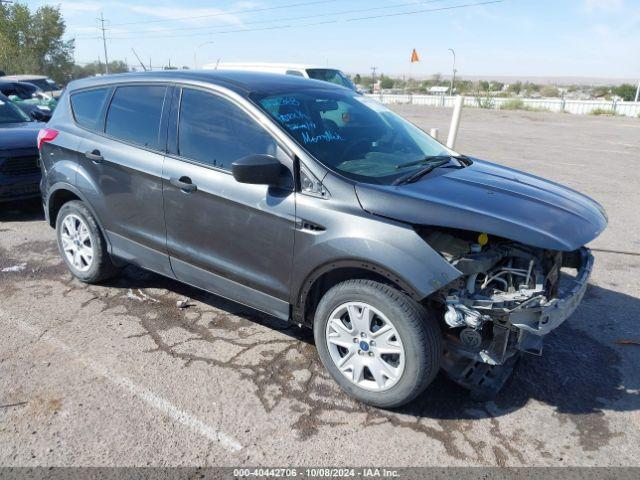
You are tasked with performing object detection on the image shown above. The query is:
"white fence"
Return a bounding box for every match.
[366,94,640,118]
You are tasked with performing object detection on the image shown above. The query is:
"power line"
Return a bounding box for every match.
[77,0,448,38]
[346,0,501,22]
[78,0,503,41]
[109,0,343,27]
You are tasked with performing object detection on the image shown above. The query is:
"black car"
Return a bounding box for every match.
[0,80,54,122]
[0,93,45,202]
[39,71,605,407]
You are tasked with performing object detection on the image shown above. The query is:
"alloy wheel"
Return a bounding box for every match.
[325,301,405,391]
[60,214,94,272]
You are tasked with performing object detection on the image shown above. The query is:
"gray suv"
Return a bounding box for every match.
[39,71,607,407]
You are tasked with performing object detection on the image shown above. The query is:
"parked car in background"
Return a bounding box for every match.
[0,80,56,121]
[2,74,63,99]
[205,62,358,91]
[39,71,605,407]
[0,93,44,201]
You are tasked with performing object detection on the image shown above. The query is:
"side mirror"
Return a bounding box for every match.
[231,154,283,186]
[30,109,48,122]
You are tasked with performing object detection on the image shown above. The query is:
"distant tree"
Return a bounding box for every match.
[524,81,540,92]
[507,81,523,94]
[478,80,490,92]
[455,79,473,94]
[360,75,373,89]
[613,83,637,101]
[0,3,75,84]
[379,75,394,89]
[592,86,610,98]
[540,85,560,97]
[431,73,442,84]
[353,73,362,84]
[72,60,129,79]
[393,77,407,89]
[490,81,504,92]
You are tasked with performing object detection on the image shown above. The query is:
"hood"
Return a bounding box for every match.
[355,159,607,251]
[0,122,43,150]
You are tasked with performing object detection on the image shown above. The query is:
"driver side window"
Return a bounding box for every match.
[178,88,277,171]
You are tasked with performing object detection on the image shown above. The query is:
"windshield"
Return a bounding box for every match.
[0,83,36,100]
[29,78,58,91]
[253,90,454,184]
[0,96,31,124]
[306,69,356,91]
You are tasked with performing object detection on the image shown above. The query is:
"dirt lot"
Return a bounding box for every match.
[1,107,639,467]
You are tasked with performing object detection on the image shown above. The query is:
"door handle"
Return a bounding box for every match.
[84,150,103,163]
[170,176,197,193]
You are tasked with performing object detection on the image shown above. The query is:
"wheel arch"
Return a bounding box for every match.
[293,259,423,327]
[46,183,112,252]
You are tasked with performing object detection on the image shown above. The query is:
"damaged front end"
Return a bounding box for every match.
[421,228,594,399]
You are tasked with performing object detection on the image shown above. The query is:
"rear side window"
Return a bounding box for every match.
[105,85,167,149]
[70,88,111,131]
[177,88,276,170]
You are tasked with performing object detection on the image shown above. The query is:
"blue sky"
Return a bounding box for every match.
[26,0,640,79]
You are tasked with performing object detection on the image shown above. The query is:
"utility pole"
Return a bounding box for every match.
[131,48,147,71]
[448,48,457,95]
[371,66,377,93]
[635,80,640,103]
[98,12,109,75]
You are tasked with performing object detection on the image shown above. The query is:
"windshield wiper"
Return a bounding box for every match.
[392,156,456,186]
[394,155,452,170]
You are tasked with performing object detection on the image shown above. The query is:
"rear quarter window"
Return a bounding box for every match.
[70,88,111,131]
[105,85,167,150]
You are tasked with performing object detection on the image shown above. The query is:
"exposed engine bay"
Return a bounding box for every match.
[420,228,593,399]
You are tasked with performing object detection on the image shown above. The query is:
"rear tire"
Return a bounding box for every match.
[55,200,118,284]
[313,279,441,408]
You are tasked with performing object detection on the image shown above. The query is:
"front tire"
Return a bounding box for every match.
[55,200,117,284]
[313,280,441,408]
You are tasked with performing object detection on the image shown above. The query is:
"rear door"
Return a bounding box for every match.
[162,86,296,318]
[73,83,173,276]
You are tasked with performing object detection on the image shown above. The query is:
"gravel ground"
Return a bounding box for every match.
[0,107,639,467]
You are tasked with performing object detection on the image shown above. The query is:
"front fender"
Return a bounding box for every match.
[291,192,462,309]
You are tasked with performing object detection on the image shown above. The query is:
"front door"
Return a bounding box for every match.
[162,87,296,319]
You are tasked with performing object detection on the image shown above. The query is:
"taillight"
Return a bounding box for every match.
[37,128,59,150]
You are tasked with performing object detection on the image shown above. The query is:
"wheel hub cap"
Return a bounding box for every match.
[60,214,94,272]
[325,301,405,392]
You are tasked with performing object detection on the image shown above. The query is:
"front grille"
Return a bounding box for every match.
[0,155,40,176]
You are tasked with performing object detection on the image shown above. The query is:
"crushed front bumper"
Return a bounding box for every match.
[493,247,593,358]
[510,247,593,336]
[442,247,594,398]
